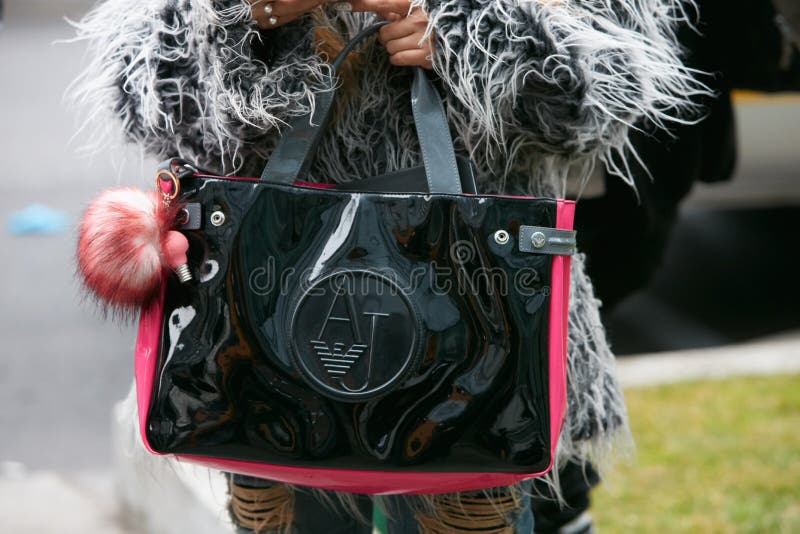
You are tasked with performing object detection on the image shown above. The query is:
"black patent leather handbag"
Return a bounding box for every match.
[135,23,577,494]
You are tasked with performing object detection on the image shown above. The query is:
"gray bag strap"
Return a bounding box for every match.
[260,21,462,194]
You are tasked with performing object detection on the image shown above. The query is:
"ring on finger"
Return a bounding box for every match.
[331,1,352,11]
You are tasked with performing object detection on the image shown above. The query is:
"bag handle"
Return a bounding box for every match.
[260,21,463,194]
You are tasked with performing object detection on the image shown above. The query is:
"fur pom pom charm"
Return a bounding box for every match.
[77,187,188,315]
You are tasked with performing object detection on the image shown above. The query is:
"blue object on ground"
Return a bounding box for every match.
[7,204,69,235]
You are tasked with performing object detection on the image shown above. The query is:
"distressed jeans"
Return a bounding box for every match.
[229,474,534,533]
[382,484,534,533]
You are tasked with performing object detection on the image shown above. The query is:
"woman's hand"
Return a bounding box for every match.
[249,0,435,69]
[375,8,434,70]
[248,0,326,28]
[346,0,434,69]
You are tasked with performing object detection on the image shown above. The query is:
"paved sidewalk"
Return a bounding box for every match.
[615,331,800,387]
[3,0,93,20]
[0,463,133,533]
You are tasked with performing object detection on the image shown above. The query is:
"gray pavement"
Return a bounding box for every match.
[616,331,800,388]
[0,5,155,472]
[0,463,131,533]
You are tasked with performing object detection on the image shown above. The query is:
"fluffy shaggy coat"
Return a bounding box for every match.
[72,0,707,487]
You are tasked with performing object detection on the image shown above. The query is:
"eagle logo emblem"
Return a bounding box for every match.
[310,341,368,378]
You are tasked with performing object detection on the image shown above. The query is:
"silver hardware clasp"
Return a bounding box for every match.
[518,226,577,255]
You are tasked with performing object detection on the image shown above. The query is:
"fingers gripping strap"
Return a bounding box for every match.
[260,22,462,194]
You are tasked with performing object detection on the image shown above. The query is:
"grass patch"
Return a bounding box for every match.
[592,374,800,533]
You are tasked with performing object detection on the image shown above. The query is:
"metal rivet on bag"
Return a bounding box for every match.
[175,208,190,226]
[493,230,510,245]
[530,231,547,249]
[210,210,226,226]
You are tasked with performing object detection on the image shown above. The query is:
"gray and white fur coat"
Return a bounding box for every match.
[73,0,706,477]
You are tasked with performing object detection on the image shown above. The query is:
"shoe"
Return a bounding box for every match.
[558,511,594,534]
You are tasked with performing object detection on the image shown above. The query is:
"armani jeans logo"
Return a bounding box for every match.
[289,270,421,401]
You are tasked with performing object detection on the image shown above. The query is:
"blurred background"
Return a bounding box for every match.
[0,0,798,532]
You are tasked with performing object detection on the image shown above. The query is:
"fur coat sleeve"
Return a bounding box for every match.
[420,0,705,182]
[72,0,333,173]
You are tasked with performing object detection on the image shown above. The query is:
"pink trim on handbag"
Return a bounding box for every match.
[548,199,574,459]
[134,281,165,455]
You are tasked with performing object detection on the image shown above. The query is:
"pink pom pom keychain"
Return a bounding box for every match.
[77,167,192,315]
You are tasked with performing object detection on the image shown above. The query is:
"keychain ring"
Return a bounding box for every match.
[155,169,180,201]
